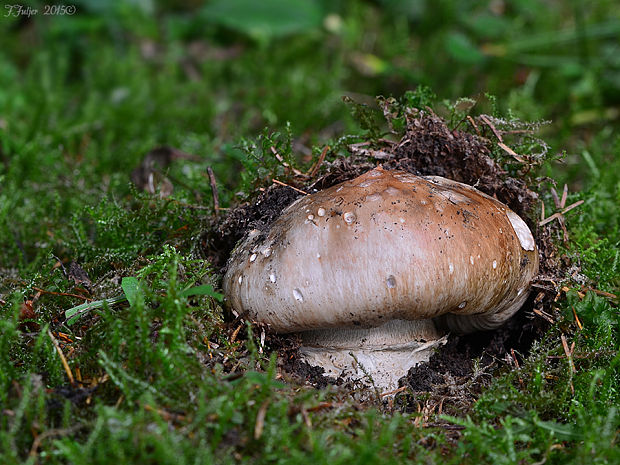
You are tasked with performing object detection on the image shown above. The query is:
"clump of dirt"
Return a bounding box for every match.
[309,109,538,222]
[402,295,546,402]
[203,185,303,269]
[280,355,333,389]
[205,103,566,406]
[384,114,539,216]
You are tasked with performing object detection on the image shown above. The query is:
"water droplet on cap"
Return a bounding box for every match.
[293,288,304,302]
[386,275,396,289]
[343,212,356,224]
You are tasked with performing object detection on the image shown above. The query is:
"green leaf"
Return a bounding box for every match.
[533,419,582,441]
[180,284,224,302]
[202,0,324,41]
[464,13,510,40]
[121,277,141,307]
[65,295,127,325]
[445,32,485,64]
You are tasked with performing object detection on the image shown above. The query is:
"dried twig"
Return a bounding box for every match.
[466,115,480,135]
[582,287,617,300]
[497,142,527,163]
[206,167,220,218]
[561,286,585,300]
[539,200,584,226]
[572,306,583,330]
[380,386,408,397]
[270,146,306,177]
[479,114,504,142]
[47,329,75,385]
[272,179,308,195]
[539,183,584,242]
[33,287,92,301]
[230,324,243,343]
[308,145,329,178]
[254,400,270,439]
[550,186,561,208]
[533,308,555,323]
[560,184,568,209]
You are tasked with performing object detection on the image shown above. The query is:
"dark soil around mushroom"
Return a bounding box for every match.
[400,302,546,409]
[204,106,566,411]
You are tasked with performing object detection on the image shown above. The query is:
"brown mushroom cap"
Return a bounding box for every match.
[223,167,539,335]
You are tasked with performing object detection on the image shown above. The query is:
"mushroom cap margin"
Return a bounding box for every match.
[223,167,539,334]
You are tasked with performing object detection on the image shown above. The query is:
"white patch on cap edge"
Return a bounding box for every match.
[506,210,535,251]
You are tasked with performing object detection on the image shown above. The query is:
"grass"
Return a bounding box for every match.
[1,0,619,463]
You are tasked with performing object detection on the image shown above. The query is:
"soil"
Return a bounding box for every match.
[206,106,566,410]
[203,185,303,269]
[402,297,546,396]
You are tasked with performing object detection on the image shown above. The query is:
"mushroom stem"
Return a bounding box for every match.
[299,319,447,389]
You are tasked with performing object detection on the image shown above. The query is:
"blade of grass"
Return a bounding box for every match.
[179,284,223,301]
[64,295,127,325]
[504,20,620,53]
[121,277,141,307]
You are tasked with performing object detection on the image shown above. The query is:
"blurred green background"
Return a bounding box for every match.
[2,0,619,168]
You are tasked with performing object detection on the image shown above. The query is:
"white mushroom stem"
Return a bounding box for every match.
[300,319,447,388]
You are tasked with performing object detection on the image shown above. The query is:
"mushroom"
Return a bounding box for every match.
[223,167,539,388]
